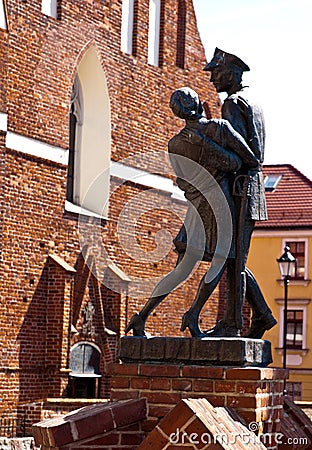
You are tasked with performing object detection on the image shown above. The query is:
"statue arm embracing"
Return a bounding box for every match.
[178,126,242,173]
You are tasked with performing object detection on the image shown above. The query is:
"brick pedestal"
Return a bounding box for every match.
[109,363,288,446]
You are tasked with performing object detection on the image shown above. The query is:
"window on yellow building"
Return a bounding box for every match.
[277,300,309,355]
[286,309,303,349]
[286,382,302,401]
[286,240,306,279]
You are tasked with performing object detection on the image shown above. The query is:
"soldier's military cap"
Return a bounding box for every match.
[204,47,250,72]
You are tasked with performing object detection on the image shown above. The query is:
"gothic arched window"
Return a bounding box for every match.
[66,47,111,217]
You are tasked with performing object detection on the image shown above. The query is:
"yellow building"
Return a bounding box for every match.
[247,164,312,401]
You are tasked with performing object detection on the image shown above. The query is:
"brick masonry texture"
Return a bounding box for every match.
[137,398,267,450]
[29,366,312,450]
[0,0,253,418]
[0,0,220,415]
[109,363,287,444]
[32,398,148,449]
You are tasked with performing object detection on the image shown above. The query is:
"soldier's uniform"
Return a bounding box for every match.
[203,48,276,337]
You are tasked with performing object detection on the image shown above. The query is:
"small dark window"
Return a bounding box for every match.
[264,174,282,191]
[69,343,101,398]
[66,103,77,202]
[132,0,139,56]
[66,75,83,204]
[176,0,186,68]
[286,381,302,401]
[69,376,100,398]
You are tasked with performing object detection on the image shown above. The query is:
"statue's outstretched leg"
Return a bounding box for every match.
[125,252,198,336]
[181,264,225,337]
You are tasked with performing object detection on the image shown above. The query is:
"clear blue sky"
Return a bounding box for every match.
[193,0,312,181]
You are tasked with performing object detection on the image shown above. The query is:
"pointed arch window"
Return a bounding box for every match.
[65,47,111,218]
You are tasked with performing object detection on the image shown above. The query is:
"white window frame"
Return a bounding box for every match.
[277,301,308,351]
[42,0,57,19]
[148,0,161,66]
[0,0,8,30]
[264,174,282,191]
[282,238,309,281]
[120,0,134,55]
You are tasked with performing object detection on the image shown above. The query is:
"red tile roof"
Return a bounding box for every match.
[256,164,312,229]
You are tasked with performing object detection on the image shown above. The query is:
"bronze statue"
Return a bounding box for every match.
[125,50,277,340]
[125,87,259,337]
[199,48,276,338]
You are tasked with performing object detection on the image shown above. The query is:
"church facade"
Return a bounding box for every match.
[0,0,224,418]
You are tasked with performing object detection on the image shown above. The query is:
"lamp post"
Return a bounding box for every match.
[276,245,296,395]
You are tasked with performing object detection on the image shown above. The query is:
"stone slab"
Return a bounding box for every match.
[119,337,272,367]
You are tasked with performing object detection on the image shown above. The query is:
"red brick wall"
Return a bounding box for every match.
[1,150,79,410]
[0,0,223,415]
[31,398,148,450]
[18,398,112,437]
[110,363,287,448]
[4,0,220,149]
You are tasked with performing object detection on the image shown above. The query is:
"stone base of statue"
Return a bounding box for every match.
[119,336,272,367]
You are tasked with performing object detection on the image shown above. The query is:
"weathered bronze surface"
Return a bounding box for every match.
[119,336,273,367]
[202,48,276,339]
[125,49,276,343]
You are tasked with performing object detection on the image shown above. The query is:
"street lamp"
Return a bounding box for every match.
[276,245,296,395]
